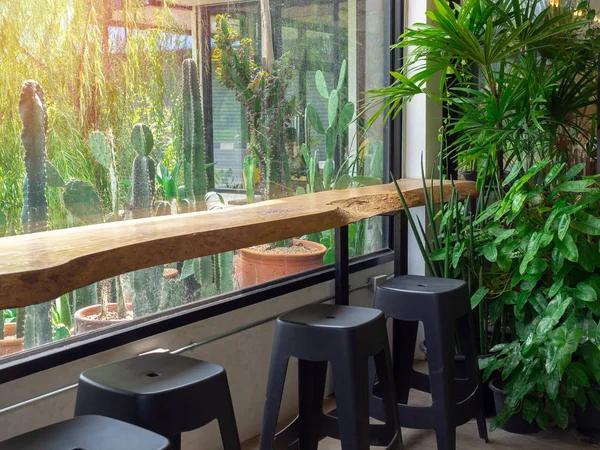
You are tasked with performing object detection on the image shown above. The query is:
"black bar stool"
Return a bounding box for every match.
[369,275,488,450]
[74,353,240,450]
[259,303,402,450]
[0,415,170,450]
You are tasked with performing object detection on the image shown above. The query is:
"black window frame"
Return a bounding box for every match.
[0,0,405,385]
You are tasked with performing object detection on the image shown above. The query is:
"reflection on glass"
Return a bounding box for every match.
[0,0,387,356]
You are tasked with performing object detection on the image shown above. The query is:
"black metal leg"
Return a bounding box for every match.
[335,226,349,306]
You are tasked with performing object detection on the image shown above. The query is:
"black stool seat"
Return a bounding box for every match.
[75,353,240,450]
[0,415,170,450]
[370,275,487,450]
[260,303,401,450]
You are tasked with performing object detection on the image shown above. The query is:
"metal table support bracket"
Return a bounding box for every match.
[334,226,350,305]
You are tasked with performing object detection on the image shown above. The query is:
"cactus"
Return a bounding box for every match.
[213,15,294,202]
[182,59,207,209]
[129,123,162,317]
[89,131,120,219]
[63,179,104,226]
[243,155,255,204]
[19,80,53,348]
[307,60,355,190]
[131,124,156,219]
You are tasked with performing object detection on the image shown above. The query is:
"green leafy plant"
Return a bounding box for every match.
[368,0,598,179]
[477,161,600,430]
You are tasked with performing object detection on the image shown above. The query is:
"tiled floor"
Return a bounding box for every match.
[243,362,596,449]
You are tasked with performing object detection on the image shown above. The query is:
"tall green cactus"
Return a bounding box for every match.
[131,124,156,220]
[129,124,162,317]
[307,60,355,190]
[182,59,207,209]
[89,131,120,220]
[19,80,53,348]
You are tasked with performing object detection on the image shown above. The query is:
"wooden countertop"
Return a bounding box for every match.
[0,179,476,309]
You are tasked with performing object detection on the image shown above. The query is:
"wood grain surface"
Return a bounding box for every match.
[0,179,476,309]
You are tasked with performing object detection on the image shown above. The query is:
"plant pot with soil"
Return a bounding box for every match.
[0,323,24,357]
[74,302,133,335]
[489,378,540,434]
[237,239,327,288]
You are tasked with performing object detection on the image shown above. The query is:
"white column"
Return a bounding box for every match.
[403,0,443,359]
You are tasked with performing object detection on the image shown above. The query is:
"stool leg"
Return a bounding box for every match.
[298,360,327,450]
[457,313,488,443]
[215,375,242,450]
[426,320,457,450]
[374,345,403,449]
[259,349,290,450]
[332,356,370,450]
[392,319,419,404]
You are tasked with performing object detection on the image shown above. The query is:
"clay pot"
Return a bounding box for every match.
[0,323,24,357]
[237,239,327,288]
[74,303,132,335]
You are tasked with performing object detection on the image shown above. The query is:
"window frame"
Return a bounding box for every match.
[0,0,406,385]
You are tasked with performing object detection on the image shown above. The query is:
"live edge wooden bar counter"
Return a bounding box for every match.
[0,179,476,310]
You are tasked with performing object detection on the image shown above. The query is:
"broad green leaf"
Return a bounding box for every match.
[575,385,587,407]
[522,398,539,423]
[566,377,579,398]
[503,163,523,187]
[575,281,597,302]
[338,102,355,133]
[588,387,600,412]
[545,370,560,400]
[482,242,497,262]
[328,89,339,126]
[557,214,570,241]
[315,70,329,99]
[548,278,564,298]
[561,163,586,182]
[548,398,569,429]
[527,259,547,276]
[520,232,540,275]
[306,103,325,135]
[502,350,522,381]
[578,241,596,273]
[544,163,566,185]
[572,212,600,236]
[470,286,489,309]
[451,241,465,269]
[553,179,594,193]
[536,295,572,335]
[535,406,549,429]
[552,247,565,273]
[566,362,590,387]
[521,275,541,293]
[554,233,578,262]
[512,193,527,214]
[490,405,513,432]
[583,342,600,385]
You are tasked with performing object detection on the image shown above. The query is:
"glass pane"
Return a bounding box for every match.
[0,0,388,357]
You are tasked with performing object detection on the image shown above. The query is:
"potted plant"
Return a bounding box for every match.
[213,14,326,287]
[478,161,600,433]
[0,309,24,357]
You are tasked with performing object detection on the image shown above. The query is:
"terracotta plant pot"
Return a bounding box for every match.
[0,323,24,357]
[74,303,132,335]
[237,239,327,288]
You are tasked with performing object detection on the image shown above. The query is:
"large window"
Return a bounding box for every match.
[0,0,389,362]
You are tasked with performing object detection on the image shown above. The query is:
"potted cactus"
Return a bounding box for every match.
[212,14,326,287]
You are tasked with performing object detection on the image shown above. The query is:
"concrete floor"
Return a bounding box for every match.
[243,361,597,450]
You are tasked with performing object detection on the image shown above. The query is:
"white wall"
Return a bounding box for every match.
[0,263,392,449]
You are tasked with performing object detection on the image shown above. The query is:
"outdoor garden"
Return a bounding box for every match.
[0,1,385,356]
